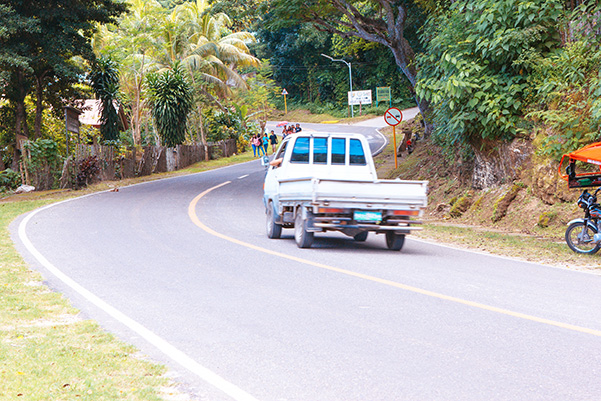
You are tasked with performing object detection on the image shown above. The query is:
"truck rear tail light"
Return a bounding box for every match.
[390,210,420,216]
[318,207,347,214]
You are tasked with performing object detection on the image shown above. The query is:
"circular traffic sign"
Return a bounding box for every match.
[384,107,403,126]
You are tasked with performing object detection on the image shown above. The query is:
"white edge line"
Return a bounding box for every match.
[15,172,262,401]
[372,127,388,157]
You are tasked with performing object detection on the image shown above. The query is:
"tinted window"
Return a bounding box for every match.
[290,137,310,163]
[331,138,346,165]
[349,139,366,165]
[313,137,328,164]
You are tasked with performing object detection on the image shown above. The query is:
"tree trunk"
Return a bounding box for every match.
[34,71,49,139]
[33,77,44,139]
[12,70,30,170]
[389,39,434,135]
[198,107,209,161]
[309,1,434,135]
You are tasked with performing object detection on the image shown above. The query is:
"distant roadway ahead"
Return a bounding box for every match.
[13,121,601,401]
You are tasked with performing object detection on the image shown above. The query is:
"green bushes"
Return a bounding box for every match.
[0,168,20,191]
[23,139,63,191]
[416,0,563,148]
[526,39,601,159]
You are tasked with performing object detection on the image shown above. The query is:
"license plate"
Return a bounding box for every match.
[354,210,382,222]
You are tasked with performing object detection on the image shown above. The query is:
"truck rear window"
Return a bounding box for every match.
[290,137,310,163]
[332,138,346,165]
[313,138,328,164]
[349,139,366,165]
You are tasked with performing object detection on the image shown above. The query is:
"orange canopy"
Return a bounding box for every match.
[559,142,601,187]
[563,142,601,165]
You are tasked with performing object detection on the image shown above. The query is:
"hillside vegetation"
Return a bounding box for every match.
[375,118,601,270]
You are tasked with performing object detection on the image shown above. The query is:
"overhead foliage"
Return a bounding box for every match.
[0,0,126,146]
[525,3,601,159]
[145,64,194,147]
[416,0,563,148]
[261,0,432,128]
[94,0,259,146]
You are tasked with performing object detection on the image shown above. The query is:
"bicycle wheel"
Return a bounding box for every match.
[565,221,601,254]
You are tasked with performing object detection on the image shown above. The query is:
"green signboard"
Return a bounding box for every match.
[376,87,391,107]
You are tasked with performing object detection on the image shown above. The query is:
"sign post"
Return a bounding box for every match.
[376,87,391,108]
[282,89,288,115]
[63,106,82,156]
[63,106,82,189]
[384,107,403,168]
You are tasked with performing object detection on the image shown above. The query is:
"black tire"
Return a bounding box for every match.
[266,202,282,239]
[565,221,601,254]
[294,210,314,248]
[385,232,405,251]
[354,231,368,242]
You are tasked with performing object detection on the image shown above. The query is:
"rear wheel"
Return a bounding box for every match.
[294,210,314,248]
[565,221,600,254]
[354,231,368,242]
[266,202,282,239]
[385,232,405,251]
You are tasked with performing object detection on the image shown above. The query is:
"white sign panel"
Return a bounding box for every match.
[348,90,372,106]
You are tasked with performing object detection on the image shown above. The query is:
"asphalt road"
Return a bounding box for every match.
[11,125,601,401]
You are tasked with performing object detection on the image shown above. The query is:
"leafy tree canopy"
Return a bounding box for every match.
[416,0,563,148]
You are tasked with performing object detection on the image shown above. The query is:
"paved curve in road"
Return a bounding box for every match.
[11,124,601,401]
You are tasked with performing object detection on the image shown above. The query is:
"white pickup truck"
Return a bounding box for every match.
[263,132,428,250]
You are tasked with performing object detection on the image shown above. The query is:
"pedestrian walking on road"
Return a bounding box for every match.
[251,134,259,157]
[252,134,264,157]
[262,133,269,155]
[269,130,278,153]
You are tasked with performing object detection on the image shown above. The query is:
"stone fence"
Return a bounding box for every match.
[68,139,238,185]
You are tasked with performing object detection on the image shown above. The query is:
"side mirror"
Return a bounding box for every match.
[261,155,270,167]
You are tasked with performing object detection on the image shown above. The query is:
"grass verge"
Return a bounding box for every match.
[0,151,258,400]
[414,223,601,271]
[0,199,172,400]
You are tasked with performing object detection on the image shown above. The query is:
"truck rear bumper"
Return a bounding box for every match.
[311,222,422,233]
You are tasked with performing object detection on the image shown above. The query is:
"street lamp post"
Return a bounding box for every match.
[321,53,354,118]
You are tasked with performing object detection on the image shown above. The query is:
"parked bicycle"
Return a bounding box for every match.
[565,187,601,254]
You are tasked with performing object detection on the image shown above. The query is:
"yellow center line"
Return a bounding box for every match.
[189,181,601,338]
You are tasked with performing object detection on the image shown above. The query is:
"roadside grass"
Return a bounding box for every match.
[0,200,172,400]
[0,150,260,400]
[414,223,601,271]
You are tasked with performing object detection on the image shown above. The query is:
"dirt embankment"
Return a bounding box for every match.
[375,118,584,244]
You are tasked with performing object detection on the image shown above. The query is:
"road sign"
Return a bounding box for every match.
[282,89,288,95]
[376,87,391,107]
[348,90,372,106]
[384,107,403,126]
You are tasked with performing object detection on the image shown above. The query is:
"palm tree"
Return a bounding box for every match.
[94,0,165,146]
[160,0,260,153]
